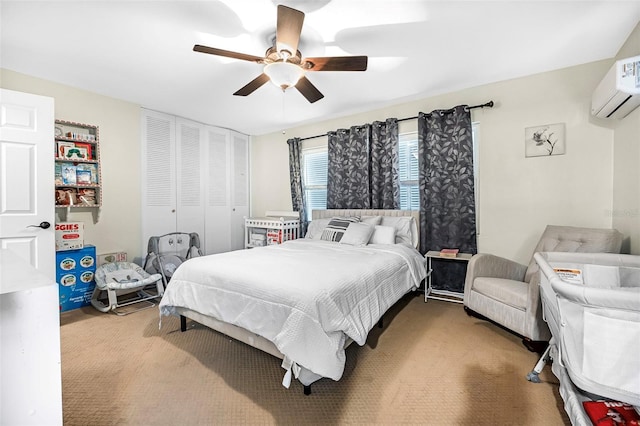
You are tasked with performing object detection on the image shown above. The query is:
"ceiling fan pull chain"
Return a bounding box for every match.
[282,90,286,125]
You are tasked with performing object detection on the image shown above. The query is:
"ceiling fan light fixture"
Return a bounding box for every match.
[264,61,304,90]
[193,5,366,102]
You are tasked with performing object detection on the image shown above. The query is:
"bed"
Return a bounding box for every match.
[159,209,426,393]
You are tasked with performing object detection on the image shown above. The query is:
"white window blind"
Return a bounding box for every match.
[398,133,419,211]
[302,149,328,221]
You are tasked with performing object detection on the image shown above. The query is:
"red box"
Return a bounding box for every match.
[267,229,282,245]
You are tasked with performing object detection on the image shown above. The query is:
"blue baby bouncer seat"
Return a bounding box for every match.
[91,262,164,315]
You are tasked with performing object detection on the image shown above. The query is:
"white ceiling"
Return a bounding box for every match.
[2,1,639,135]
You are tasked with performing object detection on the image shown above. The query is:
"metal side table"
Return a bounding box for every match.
[424,250,473,303]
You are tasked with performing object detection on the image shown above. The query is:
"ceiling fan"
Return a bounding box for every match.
[193,4,368,103]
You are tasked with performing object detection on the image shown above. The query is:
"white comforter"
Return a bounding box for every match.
[159,239,426,382]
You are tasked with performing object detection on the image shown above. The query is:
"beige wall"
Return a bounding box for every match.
[251,59,626,265]
[611,22,640,254]
[1,69,142,261]
[3,36,638,265]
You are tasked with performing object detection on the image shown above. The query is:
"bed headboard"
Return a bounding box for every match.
[311,209,420,249]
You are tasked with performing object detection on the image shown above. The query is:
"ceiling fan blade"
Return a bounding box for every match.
[233,73,270,96]
[194,45,264,63]
[276,5,304,55]
[295,76,324,103]
[303,56,368,71]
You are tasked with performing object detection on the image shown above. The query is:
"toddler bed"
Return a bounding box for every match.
[532,252,640,423]
[159,209,426,393]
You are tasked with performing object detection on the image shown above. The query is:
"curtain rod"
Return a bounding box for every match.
[297,100,494,141]
[397,100,494,122]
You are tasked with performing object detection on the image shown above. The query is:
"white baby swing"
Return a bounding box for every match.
[91,262,164,315]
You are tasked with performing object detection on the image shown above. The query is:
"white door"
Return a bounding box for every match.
[230,131,249,251]
[0,88,55,275]
[176,118,205,240]
[203,128,249,253]
[141,109,176,253]
[141,110,250,256]
[0,88,62,425]
[205,127,231,254]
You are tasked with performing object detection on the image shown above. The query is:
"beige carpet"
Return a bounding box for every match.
[60,293,570,425]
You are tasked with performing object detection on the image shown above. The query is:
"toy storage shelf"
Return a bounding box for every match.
[54,120,102,223]
[244,216,300,249]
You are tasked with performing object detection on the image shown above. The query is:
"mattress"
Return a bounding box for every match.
[159,238,427,384]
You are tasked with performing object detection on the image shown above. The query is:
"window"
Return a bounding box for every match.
[398,124,479,212]
[301,148,327,222]
[398,133,419,211]
[301,139,418,217]
[300,124,479,218]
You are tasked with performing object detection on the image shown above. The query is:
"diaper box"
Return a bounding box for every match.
[56,245,96,312]
[55,222,84,251]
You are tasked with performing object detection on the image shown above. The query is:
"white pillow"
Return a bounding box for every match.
[361,216,383,226]
[305,218,331,239]
[369,225,396,245]
[340,222,375,246]
[380,216,417,247]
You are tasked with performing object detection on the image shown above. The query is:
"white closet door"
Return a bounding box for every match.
[141,110,250,257]
[141,110,176,251]
[230,131,249,251]
[176,118,205,246]
[204,127,231,254]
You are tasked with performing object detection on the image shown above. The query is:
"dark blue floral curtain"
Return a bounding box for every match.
[326,119,399,209]
[418,106,477,292]
[287,137,308,234]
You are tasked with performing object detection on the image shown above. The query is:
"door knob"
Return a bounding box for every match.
[28,221,51,229]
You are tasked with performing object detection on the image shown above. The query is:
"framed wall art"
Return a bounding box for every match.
[525,123,565,157]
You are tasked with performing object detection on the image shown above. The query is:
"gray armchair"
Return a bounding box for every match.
[463,225,623,350]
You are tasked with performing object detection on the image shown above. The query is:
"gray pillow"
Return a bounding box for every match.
[361,215,383,226]
[320,216,361,242]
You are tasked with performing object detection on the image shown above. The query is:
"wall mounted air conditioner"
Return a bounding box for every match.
[591,55,640,119]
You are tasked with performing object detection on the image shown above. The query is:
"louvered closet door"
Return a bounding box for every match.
[230,131,249,251]
[142,110,249,257]
[141,110,176,251]
[176,118,205,245]
[205,127,231,254]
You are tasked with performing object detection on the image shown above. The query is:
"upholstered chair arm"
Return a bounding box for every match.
[463,254,528,302]
[523,271,551,341]
[466,253,528,281]
[526,273,542,313]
